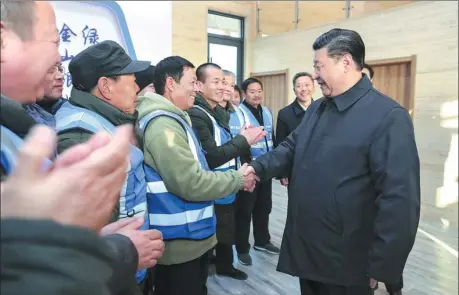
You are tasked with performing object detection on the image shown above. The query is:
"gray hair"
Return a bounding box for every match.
[1,0,36,41]
[223,70,236,78]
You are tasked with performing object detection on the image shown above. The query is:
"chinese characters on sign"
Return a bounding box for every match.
[58,23,100,97]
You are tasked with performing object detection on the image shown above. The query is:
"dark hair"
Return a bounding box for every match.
[312,28,365,70]
[241,77,263,93]
[363,63,374,79]
[196,62,221,83]
[135,65,156,92]
[234,84,243,98]
[292,72,314,87]
[153,56,195,95]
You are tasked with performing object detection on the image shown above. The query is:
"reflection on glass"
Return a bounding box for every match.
[207,13,242,38]
[209,43,238,82]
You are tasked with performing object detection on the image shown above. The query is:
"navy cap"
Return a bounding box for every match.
[69,40,150,91]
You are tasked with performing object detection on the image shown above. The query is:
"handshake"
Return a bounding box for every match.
[238,163,259,192]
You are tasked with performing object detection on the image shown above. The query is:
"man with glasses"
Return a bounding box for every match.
[24,62,65,128]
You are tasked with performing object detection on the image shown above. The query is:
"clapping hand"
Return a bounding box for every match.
[238,163,259,192]
[1,124,132,232]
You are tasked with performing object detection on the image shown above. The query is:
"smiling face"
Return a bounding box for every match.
[169,66,199,111]
[313,47,347,97]
[223,74,235,102]
[1,1,60,103]
[294,75,315,103]
[42,63,64,100]
[200,67,225,105]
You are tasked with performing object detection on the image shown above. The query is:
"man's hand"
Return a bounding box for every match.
[1,124,132,232]
[240,126,267,145]
[280,178,289,186]
[238,163,259,192]
[118,227,165,270]
[99,216,144,236]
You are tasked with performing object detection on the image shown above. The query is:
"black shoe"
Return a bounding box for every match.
[253,242,280,255]
[237,253,252,266]
[216,267,248,280]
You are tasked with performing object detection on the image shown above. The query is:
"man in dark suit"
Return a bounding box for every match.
[275,72,315,186]
[246,28,420,295]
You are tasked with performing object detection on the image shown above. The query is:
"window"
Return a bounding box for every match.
[207,11,244,86]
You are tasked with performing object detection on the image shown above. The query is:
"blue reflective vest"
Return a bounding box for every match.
[238,104,274,160]
[139,110,216,240]
[229,105,249,169]
[193,105,236,205]
[1,125,52,175]
[54,102,148,283]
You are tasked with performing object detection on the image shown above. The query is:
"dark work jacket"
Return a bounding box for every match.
[275,98,309,147]
[187,96,251,243]
[251,75,420,286]
[1,219,116,295]
[187,94,251,169]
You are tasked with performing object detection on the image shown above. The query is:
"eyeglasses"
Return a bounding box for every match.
[49,64,64,74]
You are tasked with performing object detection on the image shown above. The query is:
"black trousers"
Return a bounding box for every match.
[154,254,209,295]
[235,180,272,254]
[214,203,236,272]
[300,279,376,295]
[215,243,234,272]
[384,275,403,293]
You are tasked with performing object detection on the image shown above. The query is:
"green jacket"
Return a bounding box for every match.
[56,88,139,222]
[136,92,245,265]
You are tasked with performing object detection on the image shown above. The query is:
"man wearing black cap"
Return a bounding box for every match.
[54,40,164,295]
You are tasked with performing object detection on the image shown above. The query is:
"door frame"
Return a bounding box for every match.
[208,36,244,86]
[207,10,245,86]
[367,55,417,118]
[250,69,290,106]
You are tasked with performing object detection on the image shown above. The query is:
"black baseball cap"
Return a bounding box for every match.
[69,40,150,91]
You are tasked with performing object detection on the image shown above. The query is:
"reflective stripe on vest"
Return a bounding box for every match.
[1,125,52,175]
[238,104,274,160]
[229,105,249,169]
[193,105,236,204]
[139,110,216,240]
[54,102,148,283]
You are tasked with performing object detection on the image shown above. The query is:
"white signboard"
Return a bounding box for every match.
[51,1,172,98]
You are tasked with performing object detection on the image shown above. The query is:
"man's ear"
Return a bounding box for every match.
[165,76,176,93]
[195,80,204,93]
[97,77,113,99]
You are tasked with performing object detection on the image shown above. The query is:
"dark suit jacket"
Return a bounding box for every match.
[275,99,308,147]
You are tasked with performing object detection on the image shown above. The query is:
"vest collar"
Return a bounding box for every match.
[69,88,137,126]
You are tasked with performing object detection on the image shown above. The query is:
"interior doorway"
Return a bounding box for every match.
[367,55,417,117]
[250,70,289,129]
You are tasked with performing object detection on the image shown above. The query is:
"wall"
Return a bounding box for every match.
[251,1,459,225]
[116,1,172,64]
[171,1,255,77]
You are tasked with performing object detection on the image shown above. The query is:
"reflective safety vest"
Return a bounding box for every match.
[193,105,236,205]
[54,102,148,283]
[1,125,52,175]
[238,104,274,160]
[229,105,249,137]
[229,105,249,169]
[139,110,216,240]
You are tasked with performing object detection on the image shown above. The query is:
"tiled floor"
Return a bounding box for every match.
[207,181,459,295]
